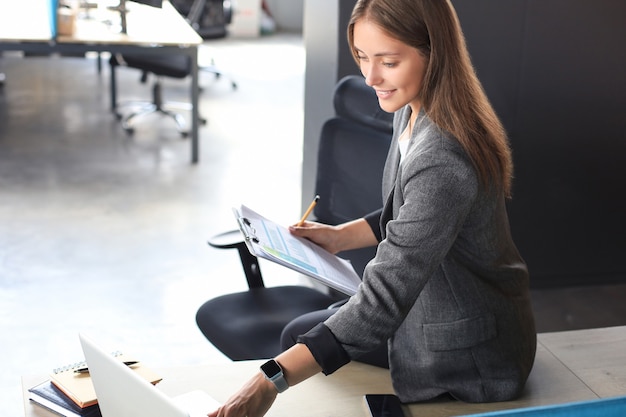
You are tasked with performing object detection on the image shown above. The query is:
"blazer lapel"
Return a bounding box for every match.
[380,150,401,240]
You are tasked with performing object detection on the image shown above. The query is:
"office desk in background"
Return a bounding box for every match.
[0,0,203,163]
[22,326,626,417]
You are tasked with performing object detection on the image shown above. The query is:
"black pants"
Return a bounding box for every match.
[280,307,390,369]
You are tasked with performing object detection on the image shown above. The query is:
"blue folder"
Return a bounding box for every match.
[49,0,58,38]
[461,396,626,417]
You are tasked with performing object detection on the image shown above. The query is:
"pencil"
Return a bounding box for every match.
[297,195,320,226]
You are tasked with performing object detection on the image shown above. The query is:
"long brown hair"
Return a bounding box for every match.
[348,0,513,196]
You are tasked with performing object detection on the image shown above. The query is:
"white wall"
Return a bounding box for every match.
[301,0,359,211]
[301,0,340,210]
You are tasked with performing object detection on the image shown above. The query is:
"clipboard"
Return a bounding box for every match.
[232,205,362,296]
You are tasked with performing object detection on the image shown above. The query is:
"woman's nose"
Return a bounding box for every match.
[363,66,381,87]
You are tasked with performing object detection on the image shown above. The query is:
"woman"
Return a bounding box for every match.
[210,0,536,415]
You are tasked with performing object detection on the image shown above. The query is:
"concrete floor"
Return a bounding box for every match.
[1,32,625,417]
[0,33,308,416]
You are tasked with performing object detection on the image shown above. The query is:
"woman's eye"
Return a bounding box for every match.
[383,62,397,68]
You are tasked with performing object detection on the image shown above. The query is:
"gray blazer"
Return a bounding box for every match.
[325,106,536,403]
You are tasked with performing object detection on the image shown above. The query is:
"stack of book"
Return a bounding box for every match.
[28,353,162,417]
[28,380,101,417]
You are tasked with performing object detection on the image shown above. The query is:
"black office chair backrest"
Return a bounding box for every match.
[172,0,232,39]
[314,75,393,277]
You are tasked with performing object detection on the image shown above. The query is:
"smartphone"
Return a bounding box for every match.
[364,394,406,417]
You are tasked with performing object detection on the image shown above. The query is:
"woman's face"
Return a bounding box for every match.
[353,19,428,114]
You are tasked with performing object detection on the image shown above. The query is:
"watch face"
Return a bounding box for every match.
[261,360,282,377]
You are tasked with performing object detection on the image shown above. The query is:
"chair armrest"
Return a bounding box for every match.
[328,298,349,309]
[208,229,266,289]
[207,229,246,249]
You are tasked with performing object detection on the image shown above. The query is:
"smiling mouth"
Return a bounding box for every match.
[375,89,395,98]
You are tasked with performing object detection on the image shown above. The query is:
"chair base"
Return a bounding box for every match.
[201,64,237,91]
[115,101,204,138]
[114,80,206,138]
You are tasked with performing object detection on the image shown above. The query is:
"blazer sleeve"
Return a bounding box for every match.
[297,323,351,375]
[296,208,383,375]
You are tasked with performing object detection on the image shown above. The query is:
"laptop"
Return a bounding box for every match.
[79,333,220,417]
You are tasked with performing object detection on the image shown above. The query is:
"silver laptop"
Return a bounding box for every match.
[79,333,220,417]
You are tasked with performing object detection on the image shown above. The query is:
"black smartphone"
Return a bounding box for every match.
[364,394,406,417]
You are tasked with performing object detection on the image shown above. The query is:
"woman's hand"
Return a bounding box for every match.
[290,218,378,254]
[208,344,323,417]
[208,373,277,417]
[289,221,343,253]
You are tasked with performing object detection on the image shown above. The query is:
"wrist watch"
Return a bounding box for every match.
[260,359,289,393]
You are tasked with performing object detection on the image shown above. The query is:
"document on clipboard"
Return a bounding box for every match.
[233,205,362,296]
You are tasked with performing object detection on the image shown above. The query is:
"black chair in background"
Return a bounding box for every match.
[172,0,232,39]
[195,75,393,360]
[109,53,205,137]
[171,0,237,87]
[109,0,236,137]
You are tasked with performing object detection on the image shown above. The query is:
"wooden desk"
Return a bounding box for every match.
[0,0,203,163]
[22,326,626,417]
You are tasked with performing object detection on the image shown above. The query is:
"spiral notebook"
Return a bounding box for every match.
[50,351,162,408]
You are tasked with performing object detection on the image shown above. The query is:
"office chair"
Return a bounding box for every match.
[313,75,394,277]
[180,0,232,39]
[195,75,393,360]
[109,53,206,137]
[108,1,237,137]
[171,0,237,87]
